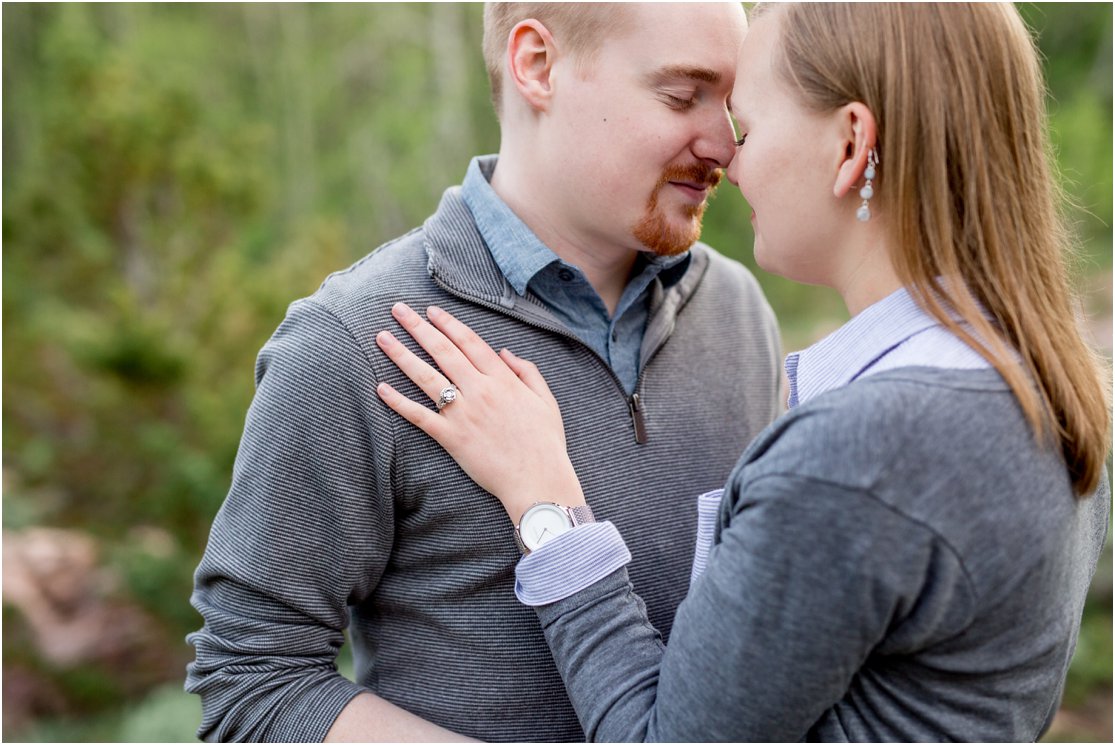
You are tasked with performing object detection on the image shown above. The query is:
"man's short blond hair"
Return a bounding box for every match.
[483,3,631,118]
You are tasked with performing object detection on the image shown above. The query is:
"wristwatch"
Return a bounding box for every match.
[514,502,596,554]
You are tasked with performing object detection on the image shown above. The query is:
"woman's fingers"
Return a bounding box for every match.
[390,302,478,385]
[376,382,451,444]
[376,329,456,405]
[500,348,560,410]
[426,305,509,376]
[381,303,555,423]
[376,315,578,516]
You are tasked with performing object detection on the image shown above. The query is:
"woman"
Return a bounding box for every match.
[375,3,1110,741]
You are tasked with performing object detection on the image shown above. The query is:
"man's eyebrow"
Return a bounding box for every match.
[649,65,722,86]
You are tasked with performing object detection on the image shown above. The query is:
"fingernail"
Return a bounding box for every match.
[427,306,443,319]
[392,302,415,319]
[376,330,395,346]
[377,382,393,396]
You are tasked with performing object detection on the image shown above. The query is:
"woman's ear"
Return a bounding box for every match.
[506,20,559,112]
[833,102,878,198]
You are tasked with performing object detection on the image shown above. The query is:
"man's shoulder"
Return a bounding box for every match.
[306,185,485,319]
[309,225,432,312]
[256,224,440,370]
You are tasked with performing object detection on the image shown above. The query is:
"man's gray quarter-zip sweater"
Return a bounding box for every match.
[186,186,782,742]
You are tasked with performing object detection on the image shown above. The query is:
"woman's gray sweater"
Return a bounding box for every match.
[536,367,1109,742]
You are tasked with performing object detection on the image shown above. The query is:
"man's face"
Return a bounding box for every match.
[543,3,745,258]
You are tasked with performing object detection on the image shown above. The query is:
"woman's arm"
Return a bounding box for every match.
[535,476,968,741]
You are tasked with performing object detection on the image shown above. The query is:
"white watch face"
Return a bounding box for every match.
[520,503,572,551]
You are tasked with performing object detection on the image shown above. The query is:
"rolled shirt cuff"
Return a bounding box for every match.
[515,521,632,606]
[690,488,725,586]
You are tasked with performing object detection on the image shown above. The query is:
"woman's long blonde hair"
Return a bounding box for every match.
[760,2,1110,495]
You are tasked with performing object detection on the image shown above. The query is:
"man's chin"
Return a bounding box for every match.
[632,213,703,257]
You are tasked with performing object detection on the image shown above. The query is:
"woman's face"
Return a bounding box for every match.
[725,12,850,288]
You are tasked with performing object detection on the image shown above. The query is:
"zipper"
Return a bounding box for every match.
[628,393,648,444]
[621,308,678,445]
[430,275,659,444]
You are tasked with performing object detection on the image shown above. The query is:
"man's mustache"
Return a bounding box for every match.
[659,163,723,190]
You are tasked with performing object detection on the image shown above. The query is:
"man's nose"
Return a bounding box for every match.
[692,109,738,168]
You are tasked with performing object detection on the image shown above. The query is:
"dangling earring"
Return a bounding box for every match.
[856,149,878,222]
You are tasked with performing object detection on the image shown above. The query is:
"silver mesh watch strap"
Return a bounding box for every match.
[567,504,596,526]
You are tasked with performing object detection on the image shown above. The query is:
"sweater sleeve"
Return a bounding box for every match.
[185,299,395,742]
[534,474,973,742]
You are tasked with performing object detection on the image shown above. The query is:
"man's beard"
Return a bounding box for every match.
[632,163,722,257]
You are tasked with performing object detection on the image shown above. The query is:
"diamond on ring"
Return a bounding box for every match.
[436,385,459,411]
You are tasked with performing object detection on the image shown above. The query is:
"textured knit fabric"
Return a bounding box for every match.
[533,367,1109,742]
[462,155,688,395]
[185,183,782,742]
[785,286,988,408]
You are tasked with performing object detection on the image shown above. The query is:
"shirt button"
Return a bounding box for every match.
[558,269,575,282]
[611,330,618,342]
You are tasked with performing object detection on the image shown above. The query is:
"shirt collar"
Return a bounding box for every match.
[460,155,688,296]
[784,287,943,408]
[460,155,565,296]
[640,249,690,289]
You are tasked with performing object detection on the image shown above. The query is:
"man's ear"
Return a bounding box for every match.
[832,102,878,198]
[506,19,558,112]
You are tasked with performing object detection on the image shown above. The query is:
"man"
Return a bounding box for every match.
[187,3,781,741]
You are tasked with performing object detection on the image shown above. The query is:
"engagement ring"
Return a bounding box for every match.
[436,385,459,411]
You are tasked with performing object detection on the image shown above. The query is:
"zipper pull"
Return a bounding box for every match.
[629,393,648,444]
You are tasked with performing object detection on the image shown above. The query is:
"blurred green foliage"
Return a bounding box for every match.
[2,3,1111,742]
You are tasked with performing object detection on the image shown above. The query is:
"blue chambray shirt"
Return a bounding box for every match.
[460,155,689,395]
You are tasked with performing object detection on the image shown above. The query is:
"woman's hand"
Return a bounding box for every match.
[375,302,585,523]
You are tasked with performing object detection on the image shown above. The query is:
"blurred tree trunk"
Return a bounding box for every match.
[429,3,477,194]
[278,3,316,220]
